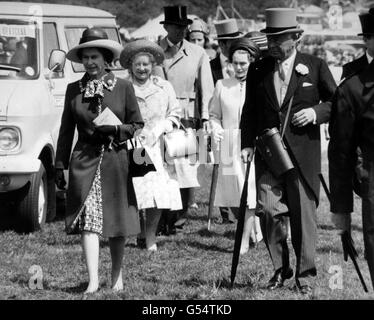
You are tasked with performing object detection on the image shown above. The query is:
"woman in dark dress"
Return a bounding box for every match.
[55,28,143,293]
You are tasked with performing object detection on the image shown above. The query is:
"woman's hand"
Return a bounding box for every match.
[138,127,157,147]
[212,126,224,144]
[94,125,117,136]
[163,120,174,134]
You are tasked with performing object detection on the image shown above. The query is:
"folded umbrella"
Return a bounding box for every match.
[230,161,251,287]
[318,173,369,292]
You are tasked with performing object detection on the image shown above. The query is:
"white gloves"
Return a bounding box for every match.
[241,147,254,163]
[163,119,174,134]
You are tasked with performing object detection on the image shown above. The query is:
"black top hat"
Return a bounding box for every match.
[160,6,193,26]
[358,12,374,36]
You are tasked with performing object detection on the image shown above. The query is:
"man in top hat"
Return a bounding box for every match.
[341,10,374,80]
[210,19,243,85]
[240,8,336,294]
[157,5,214,234]
[337,10,374,199]
[329,9,374,289]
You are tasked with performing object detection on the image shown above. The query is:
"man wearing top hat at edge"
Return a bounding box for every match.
[335,9,374,201]
[240,8,336,294]
[210,19,243,86]
[157,5,214,235]
[329,8,374,290]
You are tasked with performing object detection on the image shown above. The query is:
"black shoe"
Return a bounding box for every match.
[174,218,187,229]
[267,267,293,290]
[136,238,146,249]
[295,279,313,295]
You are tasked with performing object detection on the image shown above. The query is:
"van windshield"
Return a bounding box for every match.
[0,19,39,80]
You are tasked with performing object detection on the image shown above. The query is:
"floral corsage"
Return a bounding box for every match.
[295,63,309,76]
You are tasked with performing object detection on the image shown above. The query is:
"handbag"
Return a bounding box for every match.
[255,96,294,178]
[163,122,198,158]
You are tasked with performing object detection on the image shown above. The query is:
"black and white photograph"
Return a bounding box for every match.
[0,0,374,307]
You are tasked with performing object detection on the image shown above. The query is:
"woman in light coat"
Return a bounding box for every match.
[209,38,263,254]
[120,39,182,251]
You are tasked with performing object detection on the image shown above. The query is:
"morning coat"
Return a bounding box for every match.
[240,52,337,203]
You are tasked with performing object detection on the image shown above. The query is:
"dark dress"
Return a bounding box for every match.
[55,71,144,237]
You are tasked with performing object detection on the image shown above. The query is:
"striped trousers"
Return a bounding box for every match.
[256,164,317,281]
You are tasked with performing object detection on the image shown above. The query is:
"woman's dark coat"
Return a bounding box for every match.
[55,71,144,237]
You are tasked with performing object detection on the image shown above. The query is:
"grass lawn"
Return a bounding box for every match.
[0,151,373,300]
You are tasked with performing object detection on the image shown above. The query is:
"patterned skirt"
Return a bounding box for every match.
[71,151,104,235]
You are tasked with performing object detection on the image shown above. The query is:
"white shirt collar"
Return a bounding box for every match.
[279,49,297,76]
[366,51,373,64]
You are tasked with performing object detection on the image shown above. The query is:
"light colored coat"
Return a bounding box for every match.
[159,38,214,121]
[129,75,183,209]
[209,77,256,208]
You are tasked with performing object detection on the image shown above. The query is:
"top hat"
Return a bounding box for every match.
[120,39,165,69]
[188,18,209,35]
[160,6,193,26]
[260,8,303,35]
[358,12,374,36]
[214,19,242,40]
[66,27,123,63]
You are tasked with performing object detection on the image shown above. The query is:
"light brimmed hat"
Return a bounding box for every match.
[358,11,374,36]
[66,27,123,63]
[188,18,209,35]
[160,6,193,26]
[120,39,165,69]
[260,8,304,35]
[214,19,243,40]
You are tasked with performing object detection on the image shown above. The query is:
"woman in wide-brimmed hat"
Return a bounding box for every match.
[55,27,144,294]
[209,38,263,254]
[120,39,182,251]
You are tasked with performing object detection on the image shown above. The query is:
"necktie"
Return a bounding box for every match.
[278,63,286,82]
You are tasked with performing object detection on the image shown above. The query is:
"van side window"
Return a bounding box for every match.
[65,27,123,72]
[43,22,63,78]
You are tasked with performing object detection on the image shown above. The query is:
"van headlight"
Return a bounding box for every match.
[0,127,21,151]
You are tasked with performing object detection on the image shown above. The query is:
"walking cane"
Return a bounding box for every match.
[230,160,251,287]
[318,173,368,292]
[207,140,220,231]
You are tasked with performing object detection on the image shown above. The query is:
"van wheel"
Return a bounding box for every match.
[17,164,48,233]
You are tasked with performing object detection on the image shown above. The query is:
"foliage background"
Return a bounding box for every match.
[10,0,320,28]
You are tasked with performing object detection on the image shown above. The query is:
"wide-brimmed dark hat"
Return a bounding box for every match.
[358,11,374,36]
[214,19,242,40]
[260,8,303,35]
[160,6,192,26]
[228,38,261,62]
[66,27,123,63]
[120,39,165,69]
